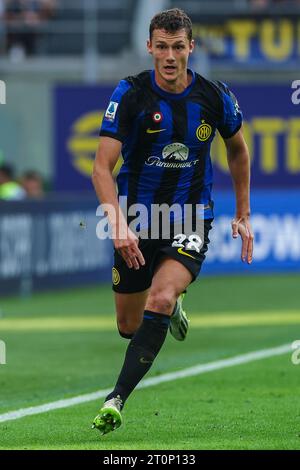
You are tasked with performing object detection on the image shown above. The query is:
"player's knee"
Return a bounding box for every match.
[146,290,176,315]
[118,328,134,339]
[117,317,138,338]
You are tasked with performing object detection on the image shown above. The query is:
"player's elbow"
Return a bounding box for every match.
[228,147,250,169]
[91,161,106,189]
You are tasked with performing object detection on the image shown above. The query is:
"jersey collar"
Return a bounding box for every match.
[150,69,196,100]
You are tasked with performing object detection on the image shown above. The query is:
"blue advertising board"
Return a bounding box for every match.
[192,18,300,67]
[54,85,114,191]
[203,189,300,275]
[212,83,300,188]
[0,190,299,296]
[0,195,113,295]
[54,83,300,191]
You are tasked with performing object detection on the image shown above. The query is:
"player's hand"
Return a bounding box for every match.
[231,216,254,264]
[114,228,145,270]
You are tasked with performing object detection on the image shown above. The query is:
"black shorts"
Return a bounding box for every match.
[112,219,213,293]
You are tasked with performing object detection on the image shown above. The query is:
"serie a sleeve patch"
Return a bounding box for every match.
[104,101,119,122]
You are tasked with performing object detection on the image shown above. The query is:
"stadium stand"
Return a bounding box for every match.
[3,0,137,56]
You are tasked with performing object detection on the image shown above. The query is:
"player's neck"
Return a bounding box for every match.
[154,70,192,94]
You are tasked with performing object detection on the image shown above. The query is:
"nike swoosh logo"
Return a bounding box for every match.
[146,128,167,134]
[140,357,153,364]
[177,247,196,260]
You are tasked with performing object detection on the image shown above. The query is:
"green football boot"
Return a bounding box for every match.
[92,395,123,436]
[169,293,189,341]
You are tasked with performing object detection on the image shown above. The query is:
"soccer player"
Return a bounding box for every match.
[92,8,253,435]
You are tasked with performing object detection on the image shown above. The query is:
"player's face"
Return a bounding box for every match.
[147,29,194,89]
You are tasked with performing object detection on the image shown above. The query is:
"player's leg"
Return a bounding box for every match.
[158,218,214,340]
[146,257,190,341]
[93,222,213,434]
[112,240,152,339]
[92,258,192,435]
[92,288,150,435]
[109,259,192,399]
[115,290,149,339]
[92,245,152,434]
[145,257,192,314]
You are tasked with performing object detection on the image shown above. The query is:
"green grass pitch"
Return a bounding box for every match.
[0,273,299,450]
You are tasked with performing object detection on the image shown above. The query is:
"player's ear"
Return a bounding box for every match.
[147,39,152,54]
[189,39,195,53]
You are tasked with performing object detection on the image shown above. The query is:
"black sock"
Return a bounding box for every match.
[106,310,170,406]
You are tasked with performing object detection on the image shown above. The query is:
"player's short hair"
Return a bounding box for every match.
[149,8,193,42]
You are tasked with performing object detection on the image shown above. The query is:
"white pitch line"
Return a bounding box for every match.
[0,343,291,424]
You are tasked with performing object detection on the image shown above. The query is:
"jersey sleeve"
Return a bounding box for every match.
[99,79,135,143]
[216,82,243,139]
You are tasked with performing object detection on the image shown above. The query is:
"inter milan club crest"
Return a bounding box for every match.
[112,267,120,285]
[152,111,163,123]
[196,120,212,141]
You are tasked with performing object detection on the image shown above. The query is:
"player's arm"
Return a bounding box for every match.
[224,128,254,264]
[92,137,145,270]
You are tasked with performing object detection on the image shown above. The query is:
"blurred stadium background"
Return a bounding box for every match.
[0,0,300,450]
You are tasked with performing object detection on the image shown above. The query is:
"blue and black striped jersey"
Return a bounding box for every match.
[100,69,242,221]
